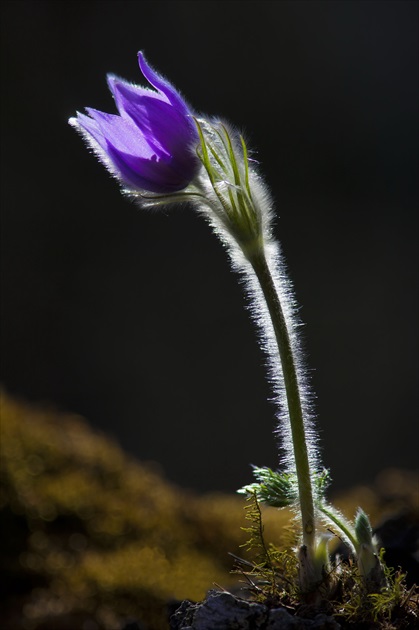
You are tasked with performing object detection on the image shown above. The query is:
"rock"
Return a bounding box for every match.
[170,591,341,630]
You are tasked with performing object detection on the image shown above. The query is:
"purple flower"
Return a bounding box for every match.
[70,53,200,194]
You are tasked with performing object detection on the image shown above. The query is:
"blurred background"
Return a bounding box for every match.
[1,0,418,495]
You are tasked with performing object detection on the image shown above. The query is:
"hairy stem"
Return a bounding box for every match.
[249,249,316,554]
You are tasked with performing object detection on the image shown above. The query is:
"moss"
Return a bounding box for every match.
[1,390,291,629]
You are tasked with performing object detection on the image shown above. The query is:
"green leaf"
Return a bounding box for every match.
[238,467,298,508]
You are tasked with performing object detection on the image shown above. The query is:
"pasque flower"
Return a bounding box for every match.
[71,52,386,595]
[69,52,200,194]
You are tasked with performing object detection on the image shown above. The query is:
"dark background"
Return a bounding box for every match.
[1,0,418,494]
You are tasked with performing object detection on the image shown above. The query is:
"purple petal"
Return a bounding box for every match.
[138,51,192,117]
[107,146,196,193]
[73,108,197,193]
[85,108,157,159]
[70,112,123,181]
[106,74,163,115]
[107,80,196,154]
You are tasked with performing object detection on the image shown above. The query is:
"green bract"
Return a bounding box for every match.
[194,119,263,255]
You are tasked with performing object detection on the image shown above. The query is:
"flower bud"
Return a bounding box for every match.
[69,53,200,194]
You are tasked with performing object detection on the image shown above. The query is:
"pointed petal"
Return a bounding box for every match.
[107,74,162,115]
[106,81,194,155]
[85,108,156,159]
[106,147,194,193]
[138,51,192,117]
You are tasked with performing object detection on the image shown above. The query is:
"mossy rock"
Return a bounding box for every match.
[1,390,417,629]
[0,391,290,629]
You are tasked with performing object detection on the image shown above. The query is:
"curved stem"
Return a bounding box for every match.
[249,249,316,553]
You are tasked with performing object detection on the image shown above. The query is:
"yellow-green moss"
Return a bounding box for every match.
[1,390,291,629]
